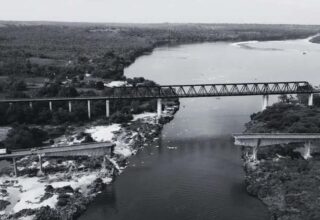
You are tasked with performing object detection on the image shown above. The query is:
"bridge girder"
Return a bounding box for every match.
[0,81,315,103]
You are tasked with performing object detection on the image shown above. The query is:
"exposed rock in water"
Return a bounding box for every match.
[0,199,10,211]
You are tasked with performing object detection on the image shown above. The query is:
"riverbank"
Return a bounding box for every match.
[0,101,179,220]
[243,101,320,220]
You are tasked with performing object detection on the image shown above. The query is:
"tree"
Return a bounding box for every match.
[4,125,48,150]
[95,81,105,90]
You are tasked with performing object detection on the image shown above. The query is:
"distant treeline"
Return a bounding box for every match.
[0,22,320,80]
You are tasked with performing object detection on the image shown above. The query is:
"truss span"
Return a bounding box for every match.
[0,81,315,103]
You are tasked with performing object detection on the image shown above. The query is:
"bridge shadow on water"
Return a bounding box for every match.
[79,136,270,220]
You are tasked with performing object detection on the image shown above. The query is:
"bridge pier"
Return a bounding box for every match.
[29,101,33,109]
[49,101,53,111]
[262,95,269,111]
[12,157,17,177]
[303,142,312,159]
[38,154,44,175]
[157,98,162,118]
[251,145,258,161]
[87,100,91,119]
[106,100,110,118]
[250,139,261,162]
[68,101,72,113]
[308,93,314,106]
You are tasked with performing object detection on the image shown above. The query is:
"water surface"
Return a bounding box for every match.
[79,38,320,220]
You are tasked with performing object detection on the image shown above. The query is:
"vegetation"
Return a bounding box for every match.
[246,94,320,133]
[2,125,48,150]
[310,35,320,43]
[244,94,320,220]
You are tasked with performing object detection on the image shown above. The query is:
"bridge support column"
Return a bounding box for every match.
[262,95,269,111]
[308,93,314,106]
[38,154,44,175]
[157,98,162,118]
[29,102,33,109]
[303,142,312,159]
[87,100,91,119]
[12,157,17,177]
[250,139,261,162]
[68,101,72,113]
[252,145,258,161]
[106,100,110,118]
[49,101,53,112]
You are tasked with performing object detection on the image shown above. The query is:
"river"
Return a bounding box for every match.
[79,38,320,220]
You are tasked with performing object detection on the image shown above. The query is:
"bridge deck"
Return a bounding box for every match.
[233,133,320,147]
[0,81,316,103]
[0,142,115,159]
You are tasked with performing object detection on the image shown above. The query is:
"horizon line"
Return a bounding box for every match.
[1,19,320,27]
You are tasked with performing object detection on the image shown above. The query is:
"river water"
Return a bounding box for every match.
[79,38,320,220]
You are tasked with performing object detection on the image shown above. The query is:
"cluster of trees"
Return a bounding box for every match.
[248,95,320,133]
[0,77,159,126]
[0,125,48,150]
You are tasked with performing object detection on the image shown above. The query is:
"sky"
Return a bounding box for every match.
[0,0,319,25]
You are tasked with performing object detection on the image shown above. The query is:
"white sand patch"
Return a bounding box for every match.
[104,81,127,87]
[15,195,58,213]
[49,171,111,194]
[85,124,121,142]
[101,176,112,184]
[132,112,157,121]
[231,40,259,47]
[114,143,134,158]
[0,176,58,213]
[42,161,50,168]
[0,169,114,216]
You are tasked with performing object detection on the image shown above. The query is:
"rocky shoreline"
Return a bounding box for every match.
[0,100,179,220]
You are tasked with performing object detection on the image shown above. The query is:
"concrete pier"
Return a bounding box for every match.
[303,142,312,159]
[157,98,162,118]
[49,101,53,111]
[68,101,72,113]
[106,100,110,118]
[87,100,91,119]
[38,155,44,175]
[308,93,314,106]
[262,95,269,111]
[251,145,258,161]
[12,158,17,177]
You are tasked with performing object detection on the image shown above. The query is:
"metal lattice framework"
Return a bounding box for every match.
[111,81,314,99]
[0,81,316,103]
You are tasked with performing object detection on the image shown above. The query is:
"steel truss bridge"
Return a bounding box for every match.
[0,81,317,119]
[0,81,316,102]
